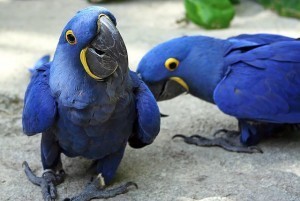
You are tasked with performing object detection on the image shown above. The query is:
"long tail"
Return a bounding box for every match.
[29,55,50,73]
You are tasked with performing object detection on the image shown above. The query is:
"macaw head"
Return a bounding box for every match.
[137,36,224,103]
[51,6,128,82]
[137,36,191,101]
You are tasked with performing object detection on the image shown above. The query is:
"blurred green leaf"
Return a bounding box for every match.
[184,0,235,29]
[256,0,300,19]
[230,0,240,5]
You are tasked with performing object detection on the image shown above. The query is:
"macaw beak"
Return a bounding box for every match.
[80,14,128,81]
[145,77,189,101]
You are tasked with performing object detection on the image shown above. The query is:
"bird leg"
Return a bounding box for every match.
[63,174,138,201]
[173,129,263,154]
[23,161,65,201]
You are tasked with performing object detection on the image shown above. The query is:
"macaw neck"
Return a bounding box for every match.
[184,39,231,104]
[187,65,228,104]
[50,47,130,109]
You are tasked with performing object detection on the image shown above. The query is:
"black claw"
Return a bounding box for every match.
[172,134,188,140]
[23,161,43,186]
[220,144,263,154]
[190,135,207,140]
[124,181,138,190]
[212,129,229,137]
[104,181,138,196]
[249,146,264,154]
[173,134,212,145]
[22,161,28,168]
[160,113,169,117]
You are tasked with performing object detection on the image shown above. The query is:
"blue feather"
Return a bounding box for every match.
[215,41,300,123]
[228,33,295,45]
[22,63,57,135]
[29,54,50,73]
[129,71,160,148]
[22,6,161,186]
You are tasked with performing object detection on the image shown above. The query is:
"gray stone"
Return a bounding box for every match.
[1,0,300,200]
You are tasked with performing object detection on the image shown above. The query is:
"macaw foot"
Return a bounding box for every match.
[288,124,300,131]
[64,174,138,201]
[173,130,263,154]
[23,161,65,201]
[213,129,240,138]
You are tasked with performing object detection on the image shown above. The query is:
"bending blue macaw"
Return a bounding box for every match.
[137,33,300,153]
[22,6,160,201]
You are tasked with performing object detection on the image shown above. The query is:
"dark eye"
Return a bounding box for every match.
[165,58,179,71]
[66,30,77,45]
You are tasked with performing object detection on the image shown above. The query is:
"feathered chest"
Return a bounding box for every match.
[52,89,136,158]
[58,91,135,127]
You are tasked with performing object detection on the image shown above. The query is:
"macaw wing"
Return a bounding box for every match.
[224,34,296,58]
[228,33,295,45]
[128,71,160,148]
[214,41,300,123]
[22,63,57,135]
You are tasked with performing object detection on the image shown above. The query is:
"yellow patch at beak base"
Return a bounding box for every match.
[80,48,102,80]
[170,77,189,91]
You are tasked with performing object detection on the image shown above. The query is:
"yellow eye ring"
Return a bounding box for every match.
[165,58,179,71]
[66,30,77,45]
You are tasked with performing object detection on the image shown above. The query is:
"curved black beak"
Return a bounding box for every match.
[81,15,128,80]
[146,79,188,101]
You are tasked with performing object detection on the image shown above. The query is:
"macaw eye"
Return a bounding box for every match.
[165,58,179,71]
[66,30,77,45]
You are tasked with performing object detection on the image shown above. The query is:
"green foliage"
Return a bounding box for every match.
[256,0,300,19]
[230,0,240,5]
[184,0,235,29]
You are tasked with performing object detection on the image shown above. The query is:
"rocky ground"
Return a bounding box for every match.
[1,0,300,200]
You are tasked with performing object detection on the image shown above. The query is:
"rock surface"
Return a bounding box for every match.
[1,0,300,200]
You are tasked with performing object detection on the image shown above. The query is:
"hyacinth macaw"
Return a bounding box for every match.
[22,6,160,201]
[137,33,300,153]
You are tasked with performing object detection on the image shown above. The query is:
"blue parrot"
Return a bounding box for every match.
[137,33,300,153]
[28,54,51,73]
[22,6,160,201]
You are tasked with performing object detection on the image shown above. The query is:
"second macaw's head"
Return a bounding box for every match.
[137,36,222,103]
[50,6,129,104]
[136,37,191,102]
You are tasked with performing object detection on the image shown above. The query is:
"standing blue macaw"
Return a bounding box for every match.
[22,6,160,201]
[137,33,300,153]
